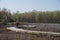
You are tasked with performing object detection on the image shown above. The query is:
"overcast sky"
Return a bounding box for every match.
[0,0,60,13]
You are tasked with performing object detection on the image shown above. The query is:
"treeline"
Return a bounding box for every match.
[0,8,60,24]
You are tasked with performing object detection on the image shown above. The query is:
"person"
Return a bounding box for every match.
[16,22,19,28]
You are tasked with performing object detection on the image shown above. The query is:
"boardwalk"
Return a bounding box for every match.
[7,27,60,35]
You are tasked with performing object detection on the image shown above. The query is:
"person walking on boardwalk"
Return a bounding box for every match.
[16,22,19,28]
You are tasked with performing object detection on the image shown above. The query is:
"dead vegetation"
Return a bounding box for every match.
[0,27,60,40]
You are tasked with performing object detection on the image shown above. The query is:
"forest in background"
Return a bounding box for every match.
[0,8,60,25]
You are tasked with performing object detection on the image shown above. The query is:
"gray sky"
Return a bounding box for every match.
[0,0,60,13]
